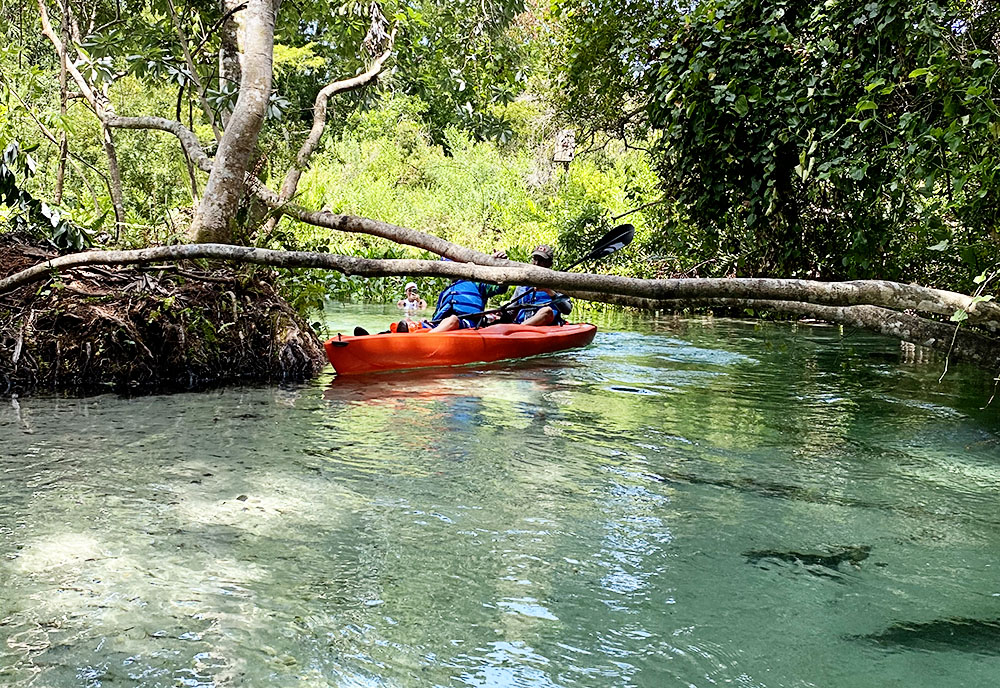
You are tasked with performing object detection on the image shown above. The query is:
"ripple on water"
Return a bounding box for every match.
[3,312,1000,688]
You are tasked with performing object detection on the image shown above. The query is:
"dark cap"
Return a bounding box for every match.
[531,245,554,262]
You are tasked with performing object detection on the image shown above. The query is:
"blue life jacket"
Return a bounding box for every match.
[512,286,569,325]
[432,280,505,321]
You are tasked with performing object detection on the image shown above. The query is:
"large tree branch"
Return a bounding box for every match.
[105,115,214,171]
[3,246,999,328]
[262,27,397,235]
[4,247,999,370]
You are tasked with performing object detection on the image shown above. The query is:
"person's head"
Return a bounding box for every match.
[530,244,554,268]
[405,281,419,298]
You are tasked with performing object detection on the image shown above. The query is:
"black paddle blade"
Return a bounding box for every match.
[586,223,634,260]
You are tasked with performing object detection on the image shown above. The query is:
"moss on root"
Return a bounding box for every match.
[1,235,326,396]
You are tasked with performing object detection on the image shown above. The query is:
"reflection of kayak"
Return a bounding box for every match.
[324,323,598,375]
[324,357,576,402]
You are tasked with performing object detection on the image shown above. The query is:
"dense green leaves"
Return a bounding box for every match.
[1,141,94,249]
[551,0,1000,289]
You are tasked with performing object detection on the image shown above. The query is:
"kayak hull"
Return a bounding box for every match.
[324,323,597,375]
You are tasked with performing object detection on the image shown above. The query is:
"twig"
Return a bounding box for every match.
[191,2,247,58]
[612,198,665,221]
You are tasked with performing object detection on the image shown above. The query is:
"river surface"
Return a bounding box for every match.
[2,303,1000,687]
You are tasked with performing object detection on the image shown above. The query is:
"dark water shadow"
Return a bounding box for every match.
[743,546,871,582]
[645,467,1000,529]
[855,618,1000,655]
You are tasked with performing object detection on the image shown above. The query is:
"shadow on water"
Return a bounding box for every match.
[743,545,872,581]
[645,465,1000,528]
[856,618,1000,655]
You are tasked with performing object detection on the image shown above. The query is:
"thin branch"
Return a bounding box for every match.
[165,0,222,141]
[191,2,247,58]
[0,71,110,206]
[264,26,397,233]
[612,198,665,221]
[92,0,122,34]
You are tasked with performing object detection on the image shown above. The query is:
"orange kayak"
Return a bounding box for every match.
[324,323,598,375]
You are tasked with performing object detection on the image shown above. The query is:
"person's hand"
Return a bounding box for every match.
[492,249,507,259]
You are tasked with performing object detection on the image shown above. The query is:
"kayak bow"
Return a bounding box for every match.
[324,323,597,375]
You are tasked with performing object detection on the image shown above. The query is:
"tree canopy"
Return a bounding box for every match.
[550,0,1000,289]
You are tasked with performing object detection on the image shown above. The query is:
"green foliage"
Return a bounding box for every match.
[548,0,1000,290]
[646,0,1000,284]
[391,0,530,146]
[0,140,93,249]
[545,0,664,143]
[275,95,660,303]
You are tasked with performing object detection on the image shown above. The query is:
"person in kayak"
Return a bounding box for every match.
[397,282,427,315]
[394,251,509,333]
[426,251,509,332]
[509,244,571,326]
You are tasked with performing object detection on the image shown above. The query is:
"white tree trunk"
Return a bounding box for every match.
[190,0,276,243]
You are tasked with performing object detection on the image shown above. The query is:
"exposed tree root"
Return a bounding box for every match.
[1,235,325,396]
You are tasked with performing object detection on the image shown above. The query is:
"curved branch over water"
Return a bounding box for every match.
[3,244,999,360]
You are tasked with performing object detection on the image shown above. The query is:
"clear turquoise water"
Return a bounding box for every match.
[1,303,999,687]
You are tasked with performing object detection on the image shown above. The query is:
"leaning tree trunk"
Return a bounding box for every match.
[54,0,70,204]
[190,0,276,243]
[4,245,1000,372]
[101,121,126,238]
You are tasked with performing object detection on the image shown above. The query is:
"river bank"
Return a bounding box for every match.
[0,234,325,397]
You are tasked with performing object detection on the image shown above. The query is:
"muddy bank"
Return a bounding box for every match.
[1,235,326,396]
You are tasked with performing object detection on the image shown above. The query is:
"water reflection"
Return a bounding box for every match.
[322,359,570,404]
[2,308,1000,687]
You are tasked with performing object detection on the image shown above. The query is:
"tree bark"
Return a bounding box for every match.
[54,0,70,204]
[4,246,999,370]
[190,0,275,243]
[218,0,244,128]
[101,119,127,237]
[37,0,125,234]
[1,244,996,338]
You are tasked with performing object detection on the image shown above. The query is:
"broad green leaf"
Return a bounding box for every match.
[733,95,748,117]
